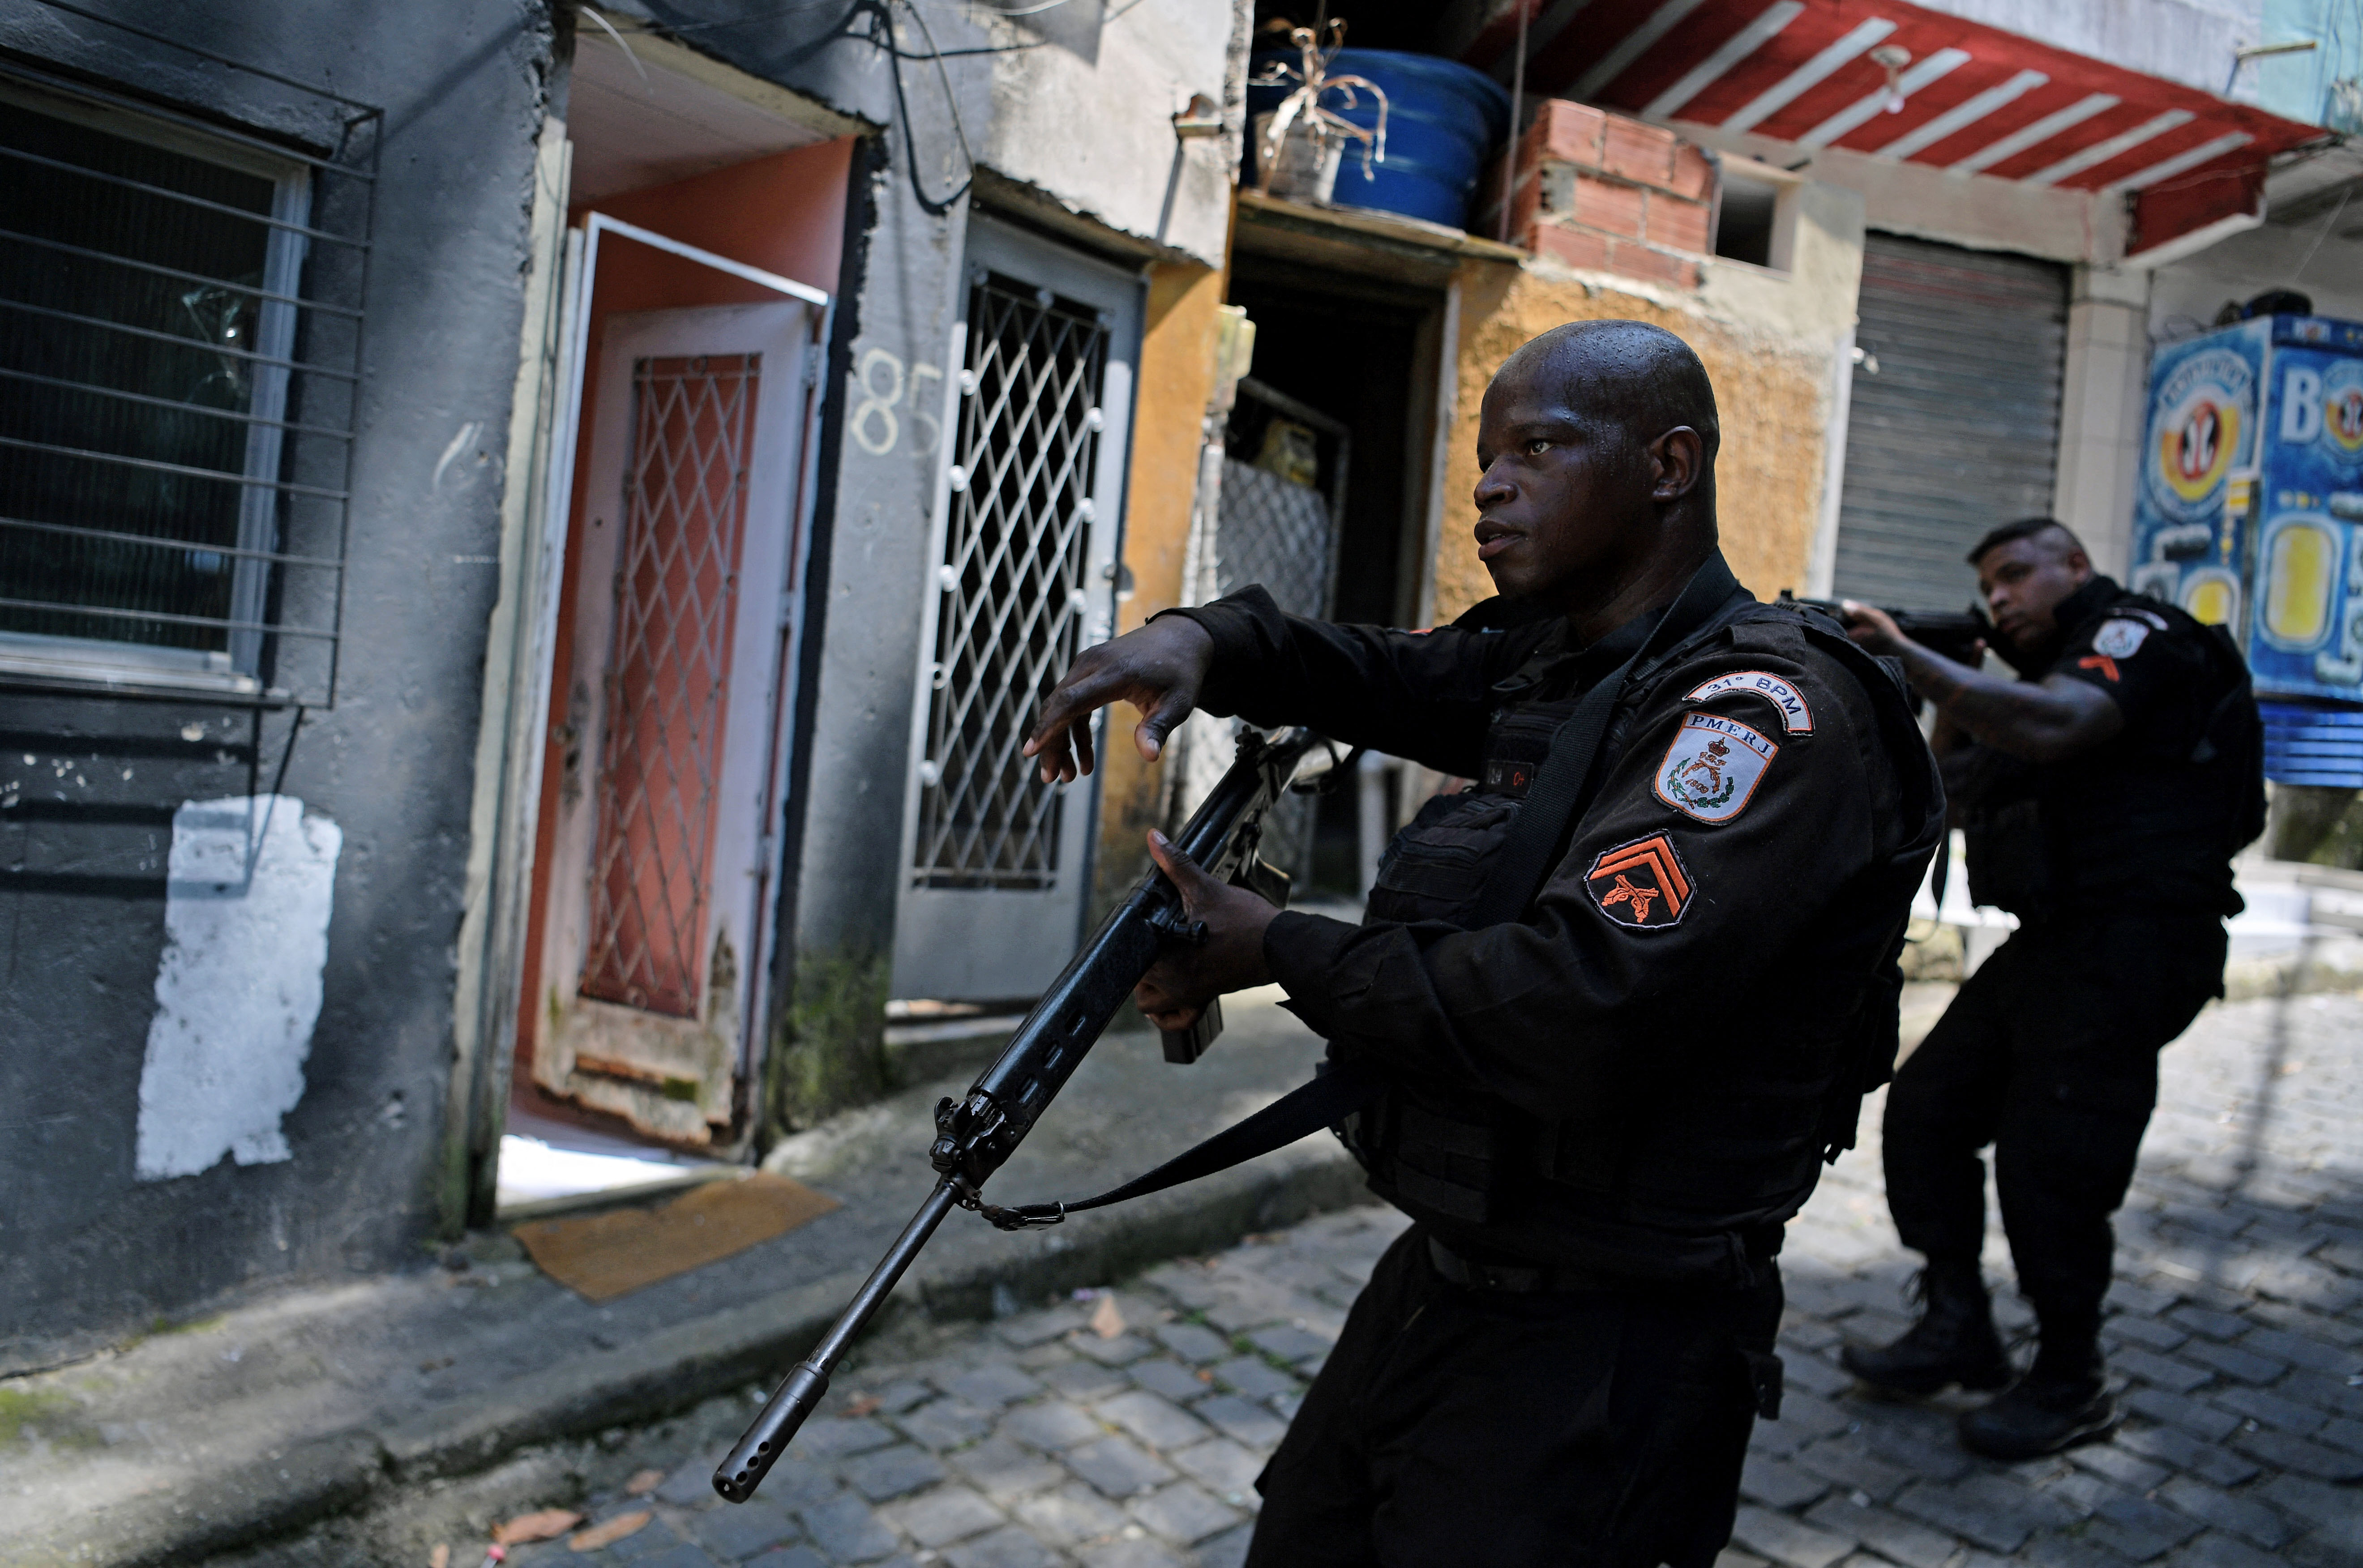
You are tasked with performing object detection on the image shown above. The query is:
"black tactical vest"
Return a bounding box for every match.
[1961,579,2263,919]
[1333,602,1942,1288]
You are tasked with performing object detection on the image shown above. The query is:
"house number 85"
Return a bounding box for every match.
[851,347,943,458]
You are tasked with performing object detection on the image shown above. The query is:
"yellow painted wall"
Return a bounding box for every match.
[1092,260,1228,901]
[1433,261,1838,624]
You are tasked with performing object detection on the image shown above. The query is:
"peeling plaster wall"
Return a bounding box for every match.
[1433,182,1867,624]
[981,3,1240,268]
[0,0,553,1370]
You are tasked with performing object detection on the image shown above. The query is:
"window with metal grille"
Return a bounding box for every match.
[912,272,1111,891]
[0,61,373,706]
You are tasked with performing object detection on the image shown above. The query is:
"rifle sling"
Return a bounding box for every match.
[977,1061,1383,1230]
[1466,555,1746,929]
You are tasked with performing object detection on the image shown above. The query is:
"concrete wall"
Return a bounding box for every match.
[0,0,553,1369]
[2053,267,2157,578]
[981,2,1241,270]
[1434,142,1866,622]
[2150,217,2363,334]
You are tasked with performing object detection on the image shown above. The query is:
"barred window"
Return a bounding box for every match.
[0,67,368,705]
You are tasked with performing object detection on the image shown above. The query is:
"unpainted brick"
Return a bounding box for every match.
[1570,174,1647,239]
[1646,191,1712,254]
[1533,222,1615,273]
[1533,99,1609,170]
[1600,114,1676,188]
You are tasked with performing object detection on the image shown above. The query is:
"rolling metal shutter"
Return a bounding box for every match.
[1832,233,2069,612]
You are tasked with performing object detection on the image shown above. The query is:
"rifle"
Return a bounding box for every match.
[714,727,1344,1504]
[1777,591,1993,670]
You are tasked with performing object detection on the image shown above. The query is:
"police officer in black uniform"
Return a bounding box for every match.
[1026,321,1942,1567]
[1839,518,2262,1460]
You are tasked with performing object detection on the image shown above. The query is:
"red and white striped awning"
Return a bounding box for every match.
[1463,0,2327,253]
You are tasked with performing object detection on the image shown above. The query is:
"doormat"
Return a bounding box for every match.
[512,1173,839,1302]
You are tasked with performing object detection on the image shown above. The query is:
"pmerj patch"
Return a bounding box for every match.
[1682,669,1813,732]
[136,795,342,1181]
[1653,711,1777,824]
[1584,833,1692,929]
[2091,618,2152,658]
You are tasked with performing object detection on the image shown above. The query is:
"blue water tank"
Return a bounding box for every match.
[1247,49,1511,231]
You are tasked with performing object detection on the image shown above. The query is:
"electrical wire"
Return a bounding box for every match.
[895,0,980,209]
[2294,185,2351,279]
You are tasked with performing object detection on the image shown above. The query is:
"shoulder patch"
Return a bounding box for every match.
[1654,712,1777,824]
[1684,669,1814,733]
[2092,618,2151,658]
[1585,834,1692,929]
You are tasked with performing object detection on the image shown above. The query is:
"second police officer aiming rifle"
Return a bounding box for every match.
[714,727,1344,1504]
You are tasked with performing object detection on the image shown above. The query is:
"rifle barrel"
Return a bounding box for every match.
[714,1181,961,1503]
[711,729,1334,1506]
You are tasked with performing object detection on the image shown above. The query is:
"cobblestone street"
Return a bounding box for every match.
[276,986,2362,1568]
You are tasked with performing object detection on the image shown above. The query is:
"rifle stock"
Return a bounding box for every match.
[714,727,1341,1504]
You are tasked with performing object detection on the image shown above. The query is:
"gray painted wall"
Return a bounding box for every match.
[0,0,553,1371]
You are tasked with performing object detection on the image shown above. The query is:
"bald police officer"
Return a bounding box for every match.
[1841,519,2263,1459]
[1027,321,1941,1566]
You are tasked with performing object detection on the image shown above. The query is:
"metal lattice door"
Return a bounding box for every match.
[531,302,819,1145]
[582,354,758,1016]
[893,222,1139,1000]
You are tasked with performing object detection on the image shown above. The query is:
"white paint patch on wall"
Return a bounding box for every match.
[135,795,342,1181]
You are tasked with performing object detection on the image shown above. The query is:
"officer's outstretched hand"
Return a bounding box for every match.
[1133,829,1277,1034]
[1024,617,1215,784]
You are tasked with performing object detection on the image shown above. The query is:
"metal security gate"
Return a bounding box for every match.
[532,298,822,1145]
[1176,376,1348,879]
[582,353,760,1017]
[892,219,1139,1000]
[1832,233,2068,611]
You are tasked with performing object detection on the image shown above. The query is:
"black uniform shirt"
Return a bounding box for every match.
[1961,575,2252,919]
[1162,575,1929,1134]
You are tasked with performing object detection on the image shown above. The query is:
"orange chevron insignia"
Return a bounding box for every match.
[1584,834,1692,928]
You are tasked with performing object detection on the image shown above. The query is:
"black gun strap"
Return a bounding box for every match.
[977,1060,1383,1230]
[1464,555,1747,929]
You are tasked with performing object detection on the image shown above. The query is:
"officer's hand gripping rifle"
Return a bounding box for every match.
[1777,590,1992,670]
[714,727,1341,1504]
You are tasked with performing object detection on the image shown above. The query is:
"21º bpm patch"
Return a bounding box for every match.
[1653,712,1777,824]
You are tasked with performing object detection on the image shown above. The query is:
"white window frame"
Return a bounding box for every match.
[0,74,313,697]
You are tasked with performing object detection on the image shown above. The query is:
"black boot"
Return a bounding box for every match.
[1958,1339,2115,1458]
[1840,1260,2011,1396]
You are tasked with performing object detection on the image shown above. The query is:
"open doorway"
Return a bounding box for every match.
[1224,255,1448,901]
[498,28,851,1212]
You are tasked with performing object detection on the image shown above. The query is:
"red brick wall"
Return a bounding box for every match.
[1478,101,1717,289]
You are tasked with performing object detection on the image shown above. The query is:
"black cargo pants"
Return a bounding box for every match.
[1245,1225,1784,1568]
[1881,914,2225,1348]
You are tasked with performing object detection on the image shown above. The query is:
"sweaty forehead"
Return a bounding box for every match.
[1485,346,1632,427]
[1488,323,1719,446]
